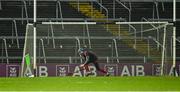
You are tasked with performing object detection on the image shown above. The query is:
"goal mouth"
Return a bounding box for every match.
[21,21,173,76]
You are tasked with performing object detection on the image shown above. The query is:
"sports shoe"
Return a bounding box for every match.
[106,73,110,76]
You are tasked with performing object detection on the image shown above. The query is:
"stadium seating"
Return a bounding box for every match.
[0,0,179,63]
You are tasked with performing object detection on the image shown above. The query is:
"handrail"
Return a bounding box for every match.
[141,17,158,36]
[95,1,108,19]
[85,20,92,48]
[0,36,153,40]
[113,39,119,63]
[129,23,169,34]
[75,37,83,63]
[141,17,159,31]
[1,0,98,1]
[129,0,132,22]
[149,36,164,49]
[13,20,20,48]
[22,0,29,24]
[0,18,125,21]
[154,1,160,20]
[147,36,164,57]
[0,56,146,60]
[129,25,137,49]
[148,18,180,21]
[40,39,47,64]
[176,38,180,43]
[11,21,14,44]
[69,56,72,64]
[141,17,159,30]
[56,0,64,29]
[0,1,2,10]
[49,20,56,48]
[106,57,109,63]
[77,0,79,11]
[99,0,102,12]
[95,0,109,31]
[113,0,115,18]
[1,0,178,2]
[1,41,4,63]
[115,0,131,22]
[141,17,160,49]
[3,39,9,64]
[161,1,165,11]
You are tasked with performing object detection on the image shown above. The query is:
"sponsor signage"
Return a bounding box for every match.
[6,65,20,77]
[56,65,69,77]
[152,64,161,76]
[0,62,179,77]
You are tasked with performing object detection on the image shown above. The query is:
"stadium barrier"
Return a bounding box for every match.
[0,62,179,77]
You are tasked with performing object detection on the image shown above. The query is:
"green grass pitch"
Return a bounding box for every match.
[0,76,180,91]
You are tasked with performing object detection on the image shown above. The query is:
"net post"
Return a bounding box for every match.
[172,0,177,77]
[33,0,37,76]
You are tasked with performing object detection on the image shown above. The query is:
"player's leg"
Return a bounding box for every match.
[93,61,109,75]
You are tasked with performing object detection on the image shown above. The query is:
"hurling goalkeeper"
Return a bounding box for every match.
[78,48,110,76]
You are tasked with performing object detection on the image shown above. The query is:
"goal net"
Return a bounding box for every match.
[21,21,174,76]
[21,24,35,77]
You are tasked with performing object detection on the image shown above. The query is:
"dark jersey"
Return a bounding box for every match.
[81,51,98,64]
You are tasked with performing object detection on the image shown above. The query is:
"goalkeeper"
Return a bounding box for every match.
[78,48,109,76]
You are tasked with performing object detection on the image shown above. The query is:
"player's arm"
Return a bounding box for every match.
[84,55,89,64]
[83,51,90,64]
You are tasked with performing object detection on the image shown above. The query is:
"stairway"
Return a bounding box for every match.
[69,2,162,62]
[69,3,106,19]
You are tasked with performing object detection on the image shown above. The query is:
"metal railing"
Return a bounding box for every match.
[115,0,131,22]
[49,20,56,48]
[40,39,46,64]
[1,0,178,2]
[95,0,109,31]
[85,20,92,49]
[0,1,2,10]
[1,0,98,1]
[0,18,126,21]
[113,39,119,63]
[0,56,146,64]
[141,17,160,50]
[152,1,160,21]
[148,36,164,56]
[12,20,20,48]
[75,37,82,63]
[22,0,29,24]
[0,35,173,64]
[56,0,64,29]
[2,39,9,64]
[95,1,108,18]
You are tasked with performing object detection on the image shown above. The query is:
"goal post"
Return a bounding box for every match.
[21,21,174,76]
[21,24,36,77]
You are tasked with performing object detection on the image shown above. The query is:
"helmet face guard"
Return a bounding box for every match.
[78,48,87,55]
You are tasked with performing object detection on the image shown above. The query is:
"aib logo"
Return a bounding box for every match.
[107,67,115,75]
[56,65,69,77]
[7,65,20,77]
[105,65,118,76]
[152,64,161,76]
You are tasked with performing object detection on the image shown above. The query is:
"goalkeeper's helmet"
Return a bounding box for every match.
[78,48,87,54]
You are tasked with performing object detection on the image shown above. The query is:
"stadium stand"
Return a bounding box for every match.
[0,0,179,64]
